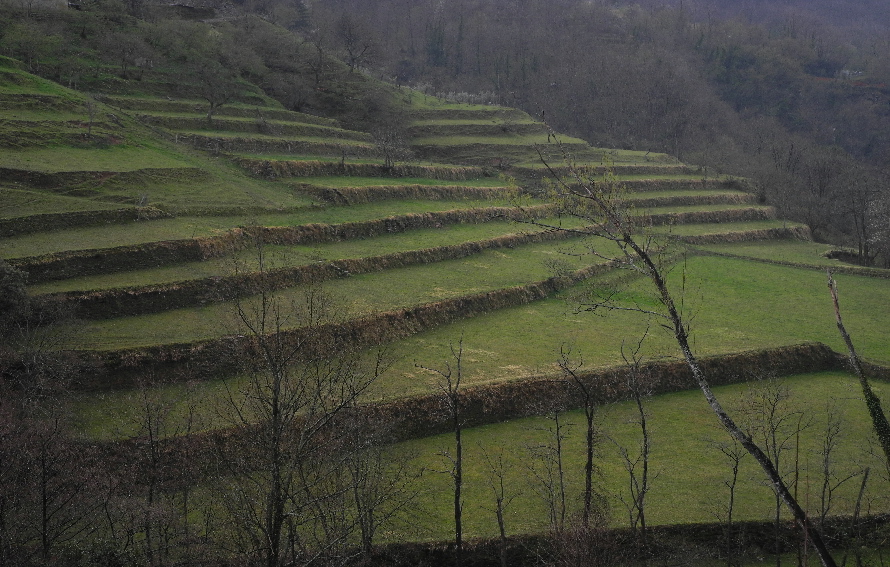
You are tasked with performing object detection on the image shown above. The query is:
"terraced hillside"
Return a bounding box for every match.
[3,50,890,560]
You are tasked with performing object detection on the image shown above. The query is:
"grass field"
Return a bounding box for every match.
[3,199,519,259]
[385,371,890,541]
[295,176,510,188]
[70,252,890,441]
[79,371,889,542]
[28,219,577,294]
[5,51,889,560]
[693,239,845,266]
[62,238,607,349]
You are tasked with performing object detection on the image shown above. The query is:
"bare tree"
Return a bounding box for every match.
[526,410,569,535]
[816,401,861,530]
[193,61,240,124]
[372,122,412,169]
[556,346,605,532]
[335,12,378,72]
[214,242,383,567]
[343,429,420,561]
[739,376,809,567]
[611,337,656,561]
[418,341,466,567]
[707,434,748,566]
[523,133,839,566]
[827,270,890,473]
[479,444,519,567]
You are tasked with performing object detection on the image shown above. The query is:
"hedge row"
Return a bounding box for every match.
[236,158,486,180]
[0,166,207,190]
[513,163,693,181]
[627,192,756,208]
[140,114,371,141]
[298,183,514,205]
[350,342,845,442]
[70,260,614,388]
[0,206,171,237]
[14,205,552,283]
[408,108,531,121]
[362,514,890,566]
[99,96,337,126]
[101,343,853,482]
[678,226,813,244]
[0,93,82,111]
[178,135,377,158]
[411,141,592,163]
[407,122,547,138]
[43,223,572,319]
[696,248,890,280]
[0,128,120,150]
[647,206,774,226]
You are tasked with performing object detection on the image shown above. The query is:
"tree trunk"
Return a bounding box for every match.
[630,237,838,567]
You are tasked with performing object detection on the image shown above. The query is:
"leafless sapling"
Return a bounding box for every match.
[739,376,810,567]
[557,346,603,531]
[214,242,383,567]
[478,443,519,567]
[525,410,570,535]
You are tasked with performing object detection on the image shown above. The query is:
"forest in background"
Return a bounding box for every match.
[4,0,890,259]
[294,0,890,262]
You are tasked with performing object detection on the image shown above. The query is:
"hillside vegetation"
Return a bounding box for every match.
[1,2,889,565]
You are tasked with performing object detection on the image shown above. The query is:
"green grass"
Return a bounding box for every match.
[0,187,121,218]
[411,118,539,126]
[175,129,374,144]
[71,371,890,543]
[4,199,514,259]
[29,219,580,294]
[0,110,92,121]
[692,239,849,266]
[621,188,750,200]
[368,253,890,400]
[640,204,772,215]
[62,238,608,349]
[0,146,191,172]
[387,372,890,541]
[413,134,589,146]
[401,90,503,110]
[651,219,804,236]
[69,253,890,440]
[295,176,510,188]
[0,64,81,98]
[133,110,343,128]
[231,154,383,163]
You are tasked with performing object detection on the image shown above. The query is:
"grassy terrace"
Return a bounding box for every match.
[0,187,123,217]
[294,175,510,187]
[410,118,540,126]
[71,252,890,440]
[0,146,192,172]
[650,219,806,236]
[412,134,589,146]
[3,199,519,259]
[693,239,844,265]
[29,219,577,294]
[60,238,610,349]
[6,50,890,559]
[75,372,890,543]
[173,129,374,144]
[389,371,890,540]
